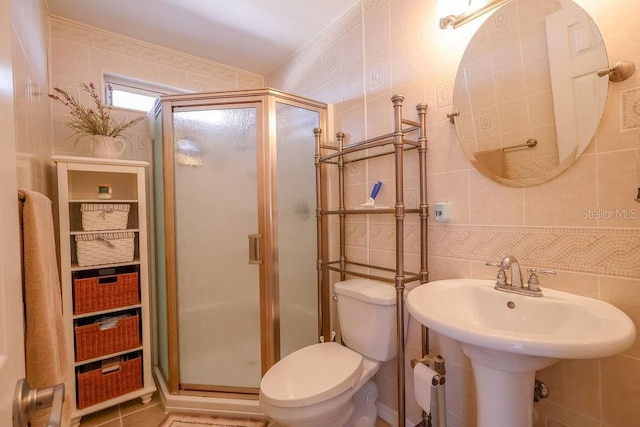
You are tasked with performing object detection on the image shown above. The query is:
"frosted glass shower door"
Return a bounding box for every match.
[275,102,320,358]
[172,106,262,389]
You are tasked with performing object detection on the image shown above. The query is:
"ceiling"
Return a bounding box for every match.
[46,0,361,75]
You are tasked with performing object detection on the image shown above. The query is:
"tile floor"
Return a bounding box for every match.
[78,394,394,426]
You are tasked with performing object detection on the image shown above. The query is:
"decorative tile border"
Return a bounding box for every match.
[620,87,640,130]
[428,224,640,279]
[350,222,640,279]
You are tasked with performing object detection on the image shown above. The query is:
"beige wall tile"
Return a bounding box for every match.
[125,56,159,82]
[389,0,425,45]
[428,255,472,282]
[596,150,640,227]
[600,277,640,358]
[364,3,389,57]
[534,400,600,427]
[13,0,51,196]
[443,362,475,423]
[536,359,601,419]
[390,38,425,88]
[51,38,91,80]
[428,331,471,369]
[524,154,597,226]
[427,170,470,224]
[340,24,364,73]
[51,17,264,161]
[366,92,395,139]
[89,48,127,83]
[425,120,469,175]
[601,355,640,426]
[365,51,392,99]
[469,169,524,225]
[537,270,599,298]
[595,72,640,153]
[158,65,189,89]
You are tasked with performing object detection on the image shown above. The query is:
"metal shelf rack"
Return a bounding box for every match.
[314,95,429,427]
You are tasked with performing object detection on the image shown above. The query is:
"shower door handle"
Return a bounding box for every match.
[248,234,262,264]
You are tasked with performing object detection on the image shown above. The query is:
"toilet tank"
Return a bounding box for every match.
[334,279,398,362]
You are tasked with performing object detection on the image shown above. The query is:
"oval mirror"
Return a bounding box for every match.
[453,0,608,187]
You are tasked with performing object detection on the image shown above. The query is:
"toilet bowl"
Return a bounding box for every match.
[260,342,380,427]
[259,279,400,427]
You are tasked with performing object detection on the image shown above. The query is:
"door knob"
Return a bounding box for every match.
[13,378,64,427]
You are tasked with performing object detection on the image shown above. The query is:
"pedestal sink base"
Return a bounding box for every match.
[472,362,535,427]
[407,279,636,427]
[462,343,559,427]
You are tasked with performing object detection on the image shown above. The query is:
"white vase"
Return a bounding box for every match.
[91,135,126,159]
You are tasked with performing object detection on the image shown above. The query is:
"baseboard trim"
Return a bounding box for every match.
[376,401,421,427]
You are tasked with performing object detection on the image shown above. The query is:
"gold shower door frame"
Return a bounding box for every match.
[157,89,328,398]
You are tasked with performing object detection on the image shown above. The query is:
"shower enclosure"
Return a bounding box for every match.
[152,89,328,402]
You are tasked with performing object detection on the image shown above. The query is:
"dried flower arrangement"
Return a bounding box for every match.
[49,82,144,140]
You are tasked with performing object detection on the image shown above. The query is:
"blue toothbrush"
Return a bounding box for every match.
[361,181,384,207]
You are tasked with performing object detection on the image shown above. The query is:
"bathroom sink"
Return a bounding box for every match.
[407,278,635,359]
[407,279,636,427]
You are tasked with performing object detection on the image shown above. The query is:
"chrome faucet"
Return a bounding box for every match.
[486,256,554,297]
[500,255,523,288]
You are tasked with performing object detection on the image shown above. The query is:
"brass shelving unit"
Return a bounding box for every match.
[314,95,429,427]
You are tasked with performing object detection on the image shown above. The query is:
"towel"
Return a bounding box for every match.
[473,148,507,178]
[20,189,71,427]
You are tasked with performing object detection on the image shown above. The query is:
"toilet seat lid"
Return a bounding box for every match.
[260,342,363,408]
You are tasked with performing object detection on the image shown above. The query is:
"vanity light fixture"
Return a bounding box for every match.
[439,0,511,29]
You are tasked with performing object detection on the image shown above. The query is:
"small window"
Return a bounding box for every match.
[104,75,184,112]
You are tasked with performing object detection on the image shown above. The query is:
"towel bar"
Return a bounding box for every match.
[503,138,537,151]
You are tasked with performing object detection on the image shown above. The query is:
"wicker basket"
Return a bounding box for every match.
[76,355,142,409]
[81,204,130,231]
[76,232,135,267]
[75,314,140,362]
[73,272,139,314]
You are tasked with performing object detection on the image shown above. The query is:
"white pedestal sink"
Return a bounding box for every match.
[407,279,636,427]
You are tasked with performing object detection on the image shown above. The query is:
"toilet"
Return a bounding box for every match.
[259,278,401,427]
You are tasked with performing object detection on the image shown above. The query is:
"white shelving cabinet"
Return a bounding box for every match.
[53,156,155,427]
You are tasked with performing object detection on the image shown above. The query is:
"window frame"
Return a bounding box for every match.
[104,74,188,113]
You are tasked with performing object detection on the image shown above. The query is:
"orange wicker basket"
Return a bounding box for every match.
[73,272,139,314]
[76,355,142,409]
[75,314,140,362]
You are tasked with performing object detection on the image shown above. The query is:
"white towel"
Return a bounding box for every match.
[20,189,71,427]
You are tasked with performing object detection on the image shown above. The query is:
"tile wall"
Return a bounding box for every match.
[12,0,51,196]
[268,0,640,426]
[49,16,264,161]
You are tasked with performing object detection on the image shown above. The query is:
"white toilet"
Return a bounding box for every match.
[259,278,400,427]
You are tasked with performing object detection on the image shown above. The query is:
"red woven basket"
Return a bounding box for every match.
[75,314,140,362]
[73,272,139,314]
[77,355,142,409]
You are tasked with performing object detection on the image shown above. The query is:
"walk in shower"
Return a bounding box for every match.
[152,89,327,411]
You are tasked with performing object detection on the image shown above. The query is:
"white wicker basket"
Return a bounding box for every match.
[81,204,130,231]
[76,232,135,267]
